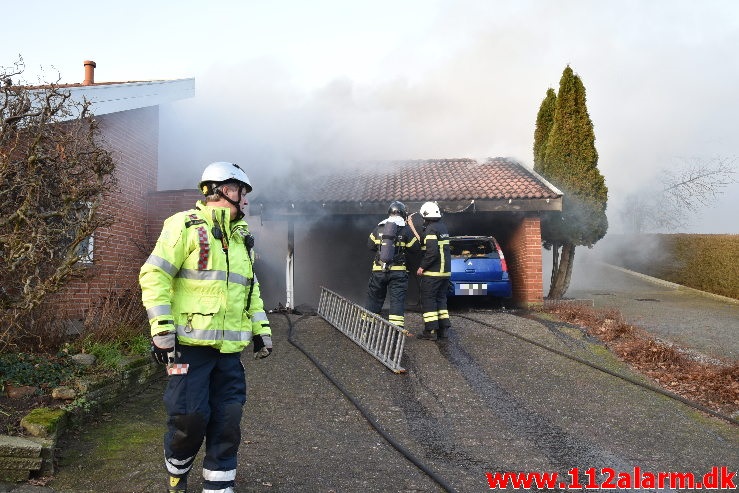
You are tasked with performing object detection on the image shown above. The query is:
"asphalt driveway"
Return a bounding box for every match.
[566,259,738,361]
[29,304,738,493]
[4,261,737,493]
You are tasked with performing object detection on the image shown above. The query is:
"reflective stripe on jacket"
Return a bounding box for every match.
[139,201,270,353]
[419,220,451,277]
[368,219,419,271]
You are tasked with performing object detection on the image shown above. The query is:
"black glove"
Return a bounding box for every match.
[151,331,176,365]
[252,334,273,359]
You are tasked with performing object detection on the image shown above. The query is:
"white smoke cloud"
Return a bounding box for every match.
[156,0,738,234]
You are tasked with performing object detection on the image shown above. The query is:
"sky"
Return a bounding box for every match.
[6,0,739,234]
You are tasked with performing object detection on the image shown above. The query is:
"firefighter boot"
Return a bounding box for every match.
[437,327,449,340]
[416,329,437,341]
[167,474,187,493]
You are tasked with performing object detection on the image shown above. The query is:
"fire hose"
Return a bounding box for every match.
[282,312,459,493]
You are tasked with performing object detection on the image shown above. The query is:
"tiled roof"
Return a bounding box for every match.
[292,157,561,203]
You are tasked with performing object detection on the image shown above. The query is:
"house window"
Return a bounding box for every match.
[73,201,94,264]
[76,234,94,264]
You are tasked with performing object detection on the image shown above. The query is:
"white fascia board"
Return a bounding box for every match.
[66,78,195,117]
[523,164,564,196]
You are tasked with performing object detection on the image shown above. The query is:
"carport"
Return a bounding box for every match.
[251,158,562,308]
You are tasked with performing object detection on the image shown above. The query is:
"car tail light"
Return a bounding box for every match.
[492,238,508,272]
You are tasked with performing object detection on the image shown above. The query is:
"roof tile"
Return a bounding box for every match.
[289,158,560,203]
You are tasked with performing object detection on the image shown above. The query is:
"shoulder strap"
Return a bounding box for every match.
[407,213,421,242]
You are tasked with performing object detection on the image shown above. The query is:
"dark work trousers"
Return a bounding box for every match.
[419,276,451,334]
[366,270,409,327]
[163,344,246,492]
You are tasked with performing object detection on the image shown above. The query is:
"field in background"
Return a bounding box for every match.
[603,234,739,300]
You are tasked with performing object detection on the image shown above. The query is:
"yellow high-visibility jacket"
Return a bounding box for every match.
[139,201,270,353]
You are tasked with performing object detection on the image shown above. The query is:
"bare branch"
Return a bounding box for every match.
[661,156,736,210]
[620,156,737,233]
[0,57,117,348]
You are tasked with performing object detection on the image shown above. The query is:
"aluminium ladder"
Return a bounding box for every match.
[317,286,407,373]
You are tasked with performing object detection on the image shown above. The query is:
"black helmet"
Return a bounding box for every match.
[387,201,408,219]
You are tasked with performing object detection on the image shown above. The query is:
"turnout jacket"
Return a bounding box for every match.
[139,201,270,353]
[419,220,451,277]
[368,217,419,271]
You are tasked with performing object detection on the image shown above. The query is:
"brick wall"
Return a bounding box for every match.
[145,189,202,243]
[507,214,544,306]
[56,106,159,320]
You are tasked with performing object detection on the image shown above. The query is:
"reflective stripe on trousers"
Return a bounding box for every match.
[419,276,451,332]
[163,345,246,491]
[365,270,409,327]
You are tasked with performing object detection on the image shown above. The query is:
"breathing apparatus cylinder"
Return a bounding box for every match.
[379,221,398,270]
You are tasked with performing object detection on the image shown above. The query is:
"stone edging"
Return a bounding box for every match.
[0,357,162,483]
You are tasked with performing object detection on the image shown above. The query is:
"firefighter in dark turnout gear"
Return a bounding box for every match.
[416,201,451,340]
[365,201,419,327]
[140,161,272,493]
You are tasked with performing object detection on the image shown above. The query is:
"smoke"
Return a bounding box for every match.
[151,0,739,306]
[6,1,738,222]
[244,212,383,310]
[7,0,737,309]
[159,1,739,235]
[156,42,547,194]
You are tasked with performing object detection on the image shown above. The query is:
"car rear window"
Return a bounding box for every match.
[450,239,499,258]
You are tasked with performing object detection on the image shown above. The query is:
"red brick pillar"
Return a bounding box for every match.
[507,214,543,306]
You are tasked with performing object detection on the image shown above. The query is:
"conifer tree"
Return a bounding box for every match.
[537,66,608,299]
[533,88,556,173]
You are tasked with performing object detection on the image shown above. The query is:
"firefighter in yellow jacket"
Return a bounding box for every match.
[416,201,452,341]
[365,201,418,328]
[139,161,271,493]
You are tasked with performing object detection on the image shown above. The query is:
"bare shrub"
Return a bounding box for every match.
[3,306,70,353]
[79,282,148,346]
[0,275,147,354]
[1,57,117,350]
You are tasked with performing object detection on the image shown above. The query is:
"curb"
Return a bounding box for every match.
[600,262,739,305]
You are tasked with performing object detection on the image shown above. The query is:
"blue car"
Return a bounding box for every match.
[448,236,512,298]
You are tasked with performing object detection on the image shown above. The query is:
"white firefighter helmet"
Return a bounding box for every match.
[419,201,441,219]
[198,161,252,195]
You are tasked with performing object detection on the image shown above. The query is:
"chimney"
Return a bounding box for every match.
[83,60,96,85]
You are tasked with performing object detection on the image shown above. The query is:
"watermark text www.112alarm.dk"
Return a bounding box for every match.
[485,466,736,490]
